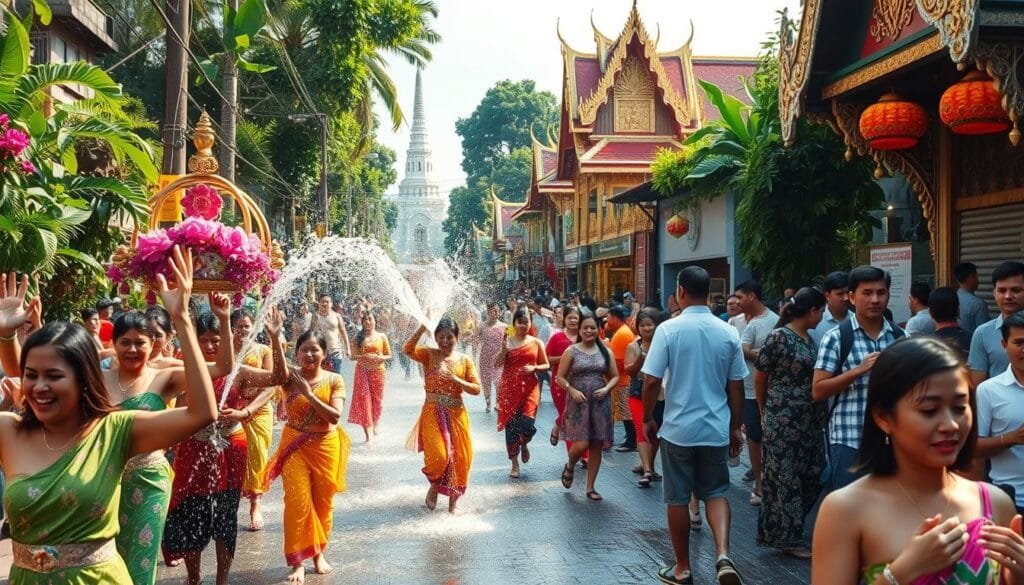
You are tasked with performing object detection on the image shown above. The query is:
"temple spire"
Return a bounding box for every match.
[412,67,427,135]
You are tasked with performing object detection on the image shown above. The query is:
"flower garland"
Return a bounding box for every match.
[109,184,279,303]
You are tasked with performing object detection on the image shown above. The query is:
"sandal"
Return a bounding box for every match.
[549,427,559,446]
[561,463,574,489]
[586,490,603,501]
[638,472,653,488]
[632,465,644,474]
[689,508,702,529]
[651,472,662,481]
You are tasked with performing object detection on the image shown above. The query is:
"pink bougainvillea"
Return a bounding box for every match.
[0,128,30,159]
[181,184,223,221]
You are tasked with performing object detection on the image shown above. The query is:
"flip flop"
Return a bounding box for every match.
[638,473,653,488]
[586,491,603,501]
[561,463,574,489]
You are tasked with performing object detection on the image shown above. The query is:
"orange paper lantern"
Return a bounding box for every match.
[666,213,689,238]
[858,93,928,150]
[939,71,1010,135]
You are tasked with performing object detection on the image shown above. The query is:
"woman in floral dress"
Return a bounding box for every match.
[475,302,506,412]
[753,286,826,558]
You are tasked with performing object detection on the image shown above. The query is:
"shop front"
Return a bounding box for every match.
[583,235,632,302]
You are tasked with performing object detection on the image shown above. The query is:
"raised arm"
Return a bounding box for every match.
[235,307,288,389]
[403,323,428,358]
[0,273,34,377]
[206,293,236,379]
[130,247,217,455]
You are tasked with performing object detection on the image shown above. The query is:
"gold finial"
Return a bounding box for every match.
[270,241,286,269]
[188,111,220,174]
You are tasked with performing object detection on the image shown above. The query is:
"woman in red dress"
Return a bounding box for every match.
[545,306,580,449]
[495,307,549,478]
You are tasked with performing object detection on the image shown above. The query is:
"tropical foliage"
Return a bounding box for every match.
[651,52,882,294]
[0,9,159,319]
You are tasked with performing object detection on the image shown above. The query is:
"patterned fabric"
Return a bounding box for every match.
[814,314,901,449]
[562,346,614,445]
[5,412,135,583]
[264,374,351,566]
[861,483,997,584]
[545,332,574,429]
[477,322,506,408]
[410,348,479,496]
[754,327,825,549]
[116,392,170,585]
[240,344,275,498]
[348,362,387,429]
[497,343,542,458]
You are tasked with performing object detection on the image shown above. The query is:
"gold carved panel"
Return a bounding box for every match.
[871,0,917,42]
[614,56,656,133]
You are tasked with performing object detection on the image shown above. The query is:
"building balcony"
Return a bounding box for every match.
[18,0,117,54]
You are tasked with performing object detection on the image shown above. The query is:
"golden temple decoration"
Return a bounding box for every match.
[915,0,979,64]
[832,100,938,256]
[576,5,695,129]
[778,2,823,146]
[972,41,1024,146]
[871,0,917,42]
[187,111,220,175]
[614,56,656,132]
[823,34,945,99]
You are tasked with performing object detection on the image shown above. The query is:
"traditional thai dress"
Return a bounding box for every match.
[347,334,391,429]
[116,392,171,585]
[408,347,479,496]
[496,341,542,459]
[477,322,505,409]
[264,373,351,566]
[5,411,136,583]
[545,331,573,436]
[240,343,275,500]
[161,378,248,563]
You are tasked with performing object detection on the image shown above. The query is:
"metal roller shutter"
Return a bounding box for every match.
[959,203,1024,314]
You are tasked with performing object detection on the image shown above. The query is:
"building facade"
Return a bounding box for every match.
[779,1,1024,300]
[392,68,447,266]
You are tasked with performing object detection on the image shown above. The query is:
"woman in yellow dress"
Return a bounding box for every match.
[264,329,350,584]
[230,308,278,532]
[403,317,480,513]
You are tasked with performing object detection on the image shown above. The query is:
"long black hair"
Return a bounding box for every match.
[18,322,116,431]
[775,286,827,329]
[853,337,975,475]
[577,313,611,370]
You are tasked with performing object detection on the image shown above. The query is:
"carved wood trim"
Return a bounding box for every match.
[778,1,823,146]
[972,41,1024,146]
[915,0,980,63]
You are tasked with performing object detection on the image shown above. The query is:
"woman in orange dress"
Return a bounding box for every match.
[348,311,391,443]
[495,307,549,479]
[404,317,480,513]
[264,330,350,584]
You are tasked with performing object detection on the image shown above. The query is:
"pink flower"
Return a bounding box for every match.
[181,184,223,220]
[174,217,220,246]
[136,230,174,263]
[218,226,248,259]
[0,114,9,129]
[0,128,30,158]
[18,159,36,174]
[106,264,123,282]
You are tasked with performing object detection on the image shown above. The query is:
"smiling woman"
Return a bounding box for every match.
[0,247,219,585]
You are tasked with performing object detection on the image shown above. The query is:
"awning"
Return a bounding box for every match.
[608,181,660,204]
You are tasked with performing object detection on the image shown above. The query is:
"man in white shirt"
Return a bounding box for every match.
[975,312,1024,513]
[905,282,936,336]
[735,280,778,507]
[810,271,853,346]
[955,261,991,334]
[641,266,747,585]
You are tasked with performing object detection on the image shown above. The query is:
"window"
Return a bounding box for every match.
[588,189,597,214]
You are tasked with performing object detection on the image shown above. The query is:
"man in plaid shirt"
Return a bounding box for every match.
[812,266,903,494]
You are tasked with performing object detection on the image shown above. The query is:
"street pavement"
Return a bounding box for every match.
[3,367,813,584]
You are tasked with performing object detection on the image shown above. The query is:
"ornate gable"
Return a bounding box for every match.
[613,55,657,133]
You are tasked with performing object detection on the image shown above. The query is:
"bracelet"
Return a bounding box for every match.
[881,565,901,585]
[0,332,16,342]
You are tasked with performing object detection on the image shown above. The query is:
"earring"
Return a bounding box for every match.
[884,434,890,445]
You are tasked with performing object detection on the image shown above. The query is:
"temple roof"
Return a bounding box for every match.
[490,189,526,244]
[579,137,682,169]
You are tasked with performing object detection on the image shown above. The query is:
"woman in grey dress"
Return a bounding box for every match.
[555,313,619,501]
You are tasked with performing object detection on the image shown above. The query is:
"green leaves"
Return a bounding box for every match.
[0,11,30,81]
[697,79,751,145]
[194,0,275,85]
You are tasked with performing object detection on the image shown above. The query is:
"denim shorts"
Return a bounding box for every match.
[742,398,763,443]
[660,440,730,505]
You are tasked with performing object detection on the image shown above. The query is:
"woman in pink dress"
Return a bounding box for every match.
[475,302,506,413]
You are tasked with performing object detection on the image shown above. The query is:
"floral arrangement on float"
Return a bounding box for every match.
[108,111,283,304]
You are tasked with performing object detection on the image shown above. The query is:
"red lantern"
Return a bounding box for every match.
[666,213,689,238]
[939,70,1010,135]
[858,93,928,150]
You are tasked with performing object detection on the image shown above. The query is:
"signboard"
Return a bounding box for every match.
[154,175,184,223]
[589,235,631,261]
[562,246,586,267]
[634,232,647,303]
[870,243,913,325]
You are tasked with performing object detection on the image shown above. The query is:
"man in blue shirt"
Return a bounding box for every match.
[641,266,747,585]
[955,261,991,334]
[809,271,853,346]
[969,261,1024,387]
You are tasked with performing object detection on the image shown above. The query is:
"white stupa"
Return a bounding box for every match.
[392,68,447,265]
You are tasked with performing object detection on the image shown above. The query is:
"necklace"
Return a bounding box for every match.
[116,371,142,396]
[895,475,957,520]
[41,426,82,452]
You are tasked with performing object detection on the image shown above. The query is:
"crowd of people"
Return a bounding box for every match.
[3,247,1024,584]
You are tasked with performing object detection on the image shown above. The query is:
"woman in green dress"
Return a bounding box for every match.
[0,247,219,584]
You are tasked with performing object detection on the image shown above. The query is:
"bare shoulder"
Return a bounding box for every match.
[985,482,1019,524]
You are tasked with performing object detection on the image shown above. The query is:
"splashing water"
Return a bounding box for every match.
[216,236,484,409]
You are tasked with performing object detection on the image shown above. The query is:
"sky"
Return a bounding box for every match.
[374,0,802,198]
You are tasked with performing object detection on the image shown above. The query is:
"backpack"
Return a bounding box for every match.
[825,318,905,435]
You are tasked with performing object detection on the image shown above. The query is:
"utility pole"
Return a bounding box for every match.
[219,0,239,182]
[161,0,190,174]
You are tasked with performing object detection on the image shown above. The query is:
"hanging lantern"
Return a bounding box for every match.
[939,70,1011,135]
[666,213,689,238]
[858,93,928,150]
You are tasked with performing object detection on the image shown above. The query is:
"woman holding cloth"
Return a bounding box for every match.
[348,311,392,443]
[495,307,549,479]
[264,330,351,584]
[404,317,480,513]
